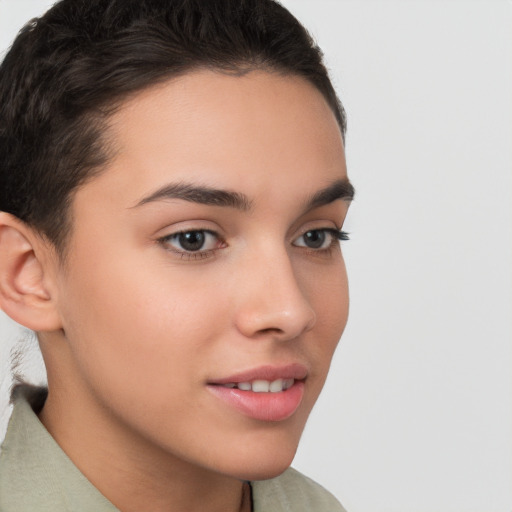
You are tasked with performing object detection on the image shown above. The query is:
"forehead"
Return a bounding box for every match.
[76,70,347,213]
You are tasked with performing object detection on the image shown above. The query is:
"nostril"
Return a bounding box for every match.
[257,327,284,335]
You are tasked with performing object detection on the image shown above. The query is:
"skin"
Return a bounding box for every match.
[1,70,351,512]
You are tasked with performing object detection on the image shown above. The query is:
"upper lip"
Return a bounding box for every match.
[208,363,309,385]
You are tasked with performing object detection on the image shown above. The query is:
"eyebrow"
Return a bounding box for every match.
[305,178,355,210]
[132,178,354,211]
[133,182,252,211]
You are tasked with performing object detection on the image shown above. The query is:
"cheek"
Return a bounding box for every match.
[58,251,228,398]
[304,254,349,326]
[303,257,349,371]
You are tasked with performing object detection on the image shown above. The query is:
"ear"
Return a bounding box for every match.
[0,212,61,331]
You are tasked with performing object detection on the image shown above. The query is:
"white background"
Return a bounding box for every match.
[1,1,511,511]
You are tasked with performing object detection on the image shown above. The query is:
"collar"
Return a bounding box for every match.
[0,385,119,512]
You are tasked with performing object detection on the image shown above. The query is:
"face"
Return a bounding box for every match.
[48,70,351,481]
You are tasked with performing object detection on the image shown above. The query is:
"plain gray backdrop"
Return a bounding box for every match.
[1,1,511,511]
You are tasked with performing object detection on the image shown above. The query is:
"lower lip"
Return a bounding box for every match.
[207,381,305,422]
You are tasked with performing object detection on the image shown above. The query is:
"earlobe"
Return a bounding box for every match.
[0,212,61,331]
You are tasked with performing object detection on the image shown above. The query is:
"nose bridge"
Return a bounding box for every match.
[234,243,316,340]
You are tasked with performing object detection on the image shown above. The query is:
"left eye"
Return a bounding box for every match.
[162,230,219,252]
[293,229,340,249]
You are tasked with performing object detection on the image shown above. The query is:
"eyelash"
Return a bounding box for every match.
[158,228,349,261]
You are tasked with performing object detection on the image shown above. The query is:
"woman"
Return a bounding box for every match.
[0,1,353,510]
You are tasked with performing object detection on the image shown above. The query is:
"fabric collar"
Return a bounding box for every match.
[0,385,118,511]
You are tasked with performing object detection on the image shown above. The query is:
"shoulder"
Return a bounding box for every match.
[0,385,118,512]
[251,467,347,512]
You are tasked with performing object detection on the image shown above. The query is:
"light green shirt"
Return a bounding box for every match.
[0,386,346,511]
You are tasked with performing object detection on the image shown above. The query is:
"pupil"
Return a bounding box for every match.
[304,230,325,249]
[179,231,205,251]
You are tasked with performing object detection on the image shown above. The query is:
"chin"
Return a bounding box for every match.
[222,409,312,480]
[238,458,295,482]
[217,434,300,482]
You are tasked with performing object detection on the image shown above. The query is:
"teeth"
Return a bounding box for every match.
[269,379,284,392]
[282,378,294,390]
[223,379,295,392]
[252,380,270,393]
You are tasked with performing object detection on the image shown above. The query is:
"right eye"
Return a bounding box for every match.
[159,230,221,254]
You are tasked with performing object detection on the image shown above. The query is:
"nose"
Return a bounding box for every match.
[233,249,316,341]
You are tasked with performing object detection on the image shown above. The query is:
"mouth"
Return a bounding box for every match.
[213,378,295,393]
[207,364,308,422]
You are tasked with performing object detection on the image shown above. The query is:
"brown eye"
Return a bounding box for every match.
[178,231,206,251]
[161,230,218,252]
